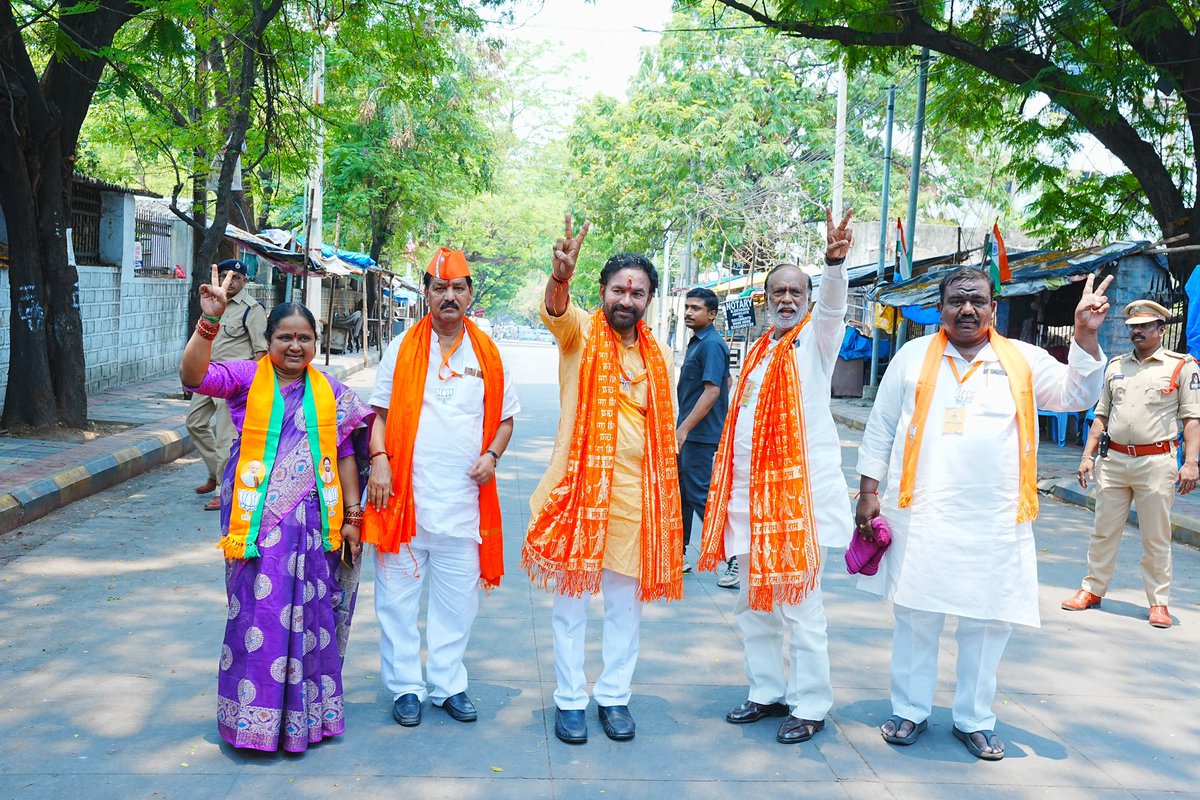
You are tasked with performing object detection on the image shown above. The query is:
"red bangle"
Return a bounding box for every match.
[551,272,569,285]
[370,451,389,461]
[854,490,878,499]
[195,318,219,341]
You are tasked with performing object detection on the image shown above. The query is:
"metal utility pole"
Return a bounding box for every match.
[869,85,897,390]
[832,60,848,218]
[896,47,931,351]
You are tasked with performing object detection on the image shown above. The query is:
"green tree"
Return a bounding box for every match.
[707,0,1200,279]
[566,5,1013,282]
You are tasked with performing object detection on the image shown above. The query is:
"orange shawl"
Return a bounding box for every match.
[697,317,821,612]
[522,309,682,602]
[362,315,507,588]
[899,329,1037,522]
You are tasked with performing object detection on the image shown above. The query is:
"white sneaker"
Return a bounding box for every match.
[681,562,693,574]
[716,557,739,589]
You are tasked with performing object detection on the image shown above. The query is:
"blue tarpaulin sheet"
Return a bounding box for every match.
[838,327,891,361]
[1185,264,1200,360]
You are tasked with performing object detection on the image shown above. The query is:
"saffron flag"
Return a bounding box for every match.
[992,218,1011,283]
[896,217,911,280]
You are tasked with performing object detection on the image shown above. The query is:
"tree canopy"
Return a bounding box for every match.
[705,0,1200,277]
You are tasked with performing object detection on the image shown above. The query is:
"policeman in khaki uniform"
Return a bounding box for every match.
[185,258,268,510]
[1062,299,1200,628]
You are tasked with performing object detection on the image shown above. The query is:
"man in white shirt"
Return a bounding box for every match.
[855,266,1110,760]
[363,249,520,728]
[698,208,854,745]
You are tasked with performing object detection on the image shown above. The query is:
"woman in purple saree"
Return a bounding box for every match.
[181,268,388,752]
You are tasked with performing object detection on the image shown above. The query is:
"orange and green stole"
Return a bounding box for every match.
[218,357,344,559]
[362,316,507,589]
[522,310,683,602]
[898,328,1038,522]
[698,316,821,612]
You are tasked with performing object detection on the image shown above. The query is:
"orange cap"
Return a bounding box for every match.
[426,248,471,281]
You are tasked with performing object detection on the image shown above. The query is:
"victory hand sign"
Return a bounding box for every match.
[825,207,854,264]
[199,263,234,319]
[1073,272,1113,359]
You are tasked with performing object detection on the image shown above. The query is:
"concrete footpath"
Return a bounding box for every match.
[0,342,1197,799]
[0,353,375,536]
[831,398,1200,549]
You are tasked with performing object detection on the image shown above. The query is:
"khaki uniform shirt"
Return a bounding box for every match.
[529,302,676,579]
[1096,347,1200,444]
[210,289,269,362]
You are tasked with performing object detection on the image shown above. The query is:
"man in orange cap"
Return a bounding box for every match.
[1063,298,1200,629]
[363,248,520,727]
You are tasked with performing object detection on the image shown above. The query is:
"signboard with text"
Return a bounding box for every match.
[723,297,756,330]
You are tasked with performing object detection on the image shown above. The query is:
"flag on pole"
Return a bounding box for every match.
[896,217,911,280]
[992,218,1011,284]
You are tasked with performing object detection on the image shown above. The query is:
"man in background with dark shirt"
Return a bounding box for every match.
[676,287,731,575]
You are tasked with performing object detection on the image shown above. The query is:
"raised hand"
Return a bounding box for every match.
[552,213,591,282]
[825,206,854,263]
[1074,272,1114,334]
[199,263,234,319]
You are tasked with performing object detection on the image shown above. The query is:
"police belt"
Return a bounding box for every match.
[1107,439,1175,457]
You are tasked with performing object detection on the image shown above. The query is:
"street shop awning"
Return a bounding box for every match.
[225,224,321,275]
[868,240,1166,308]
[321,245,379,271]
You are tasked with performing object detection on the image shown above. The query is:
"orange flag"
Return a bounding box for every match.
[993,218,1011,283]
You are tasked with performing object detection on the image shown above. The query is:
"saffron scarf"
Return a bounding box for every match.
[362,315,507,589]
[899,329,1038,522]
[697,316,821,612]
[522,309,682,602]
[220,357,344,559]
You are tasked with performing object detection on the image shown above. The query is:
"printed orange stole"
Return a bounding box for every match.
[522,310,682,602]
[697,317,820,611]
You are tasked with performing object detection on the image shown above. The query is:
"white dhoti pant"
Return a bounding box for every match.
[375,527,480,703]
[552,569,643,710]
[733,553,833,720]
[890,604,1013,731]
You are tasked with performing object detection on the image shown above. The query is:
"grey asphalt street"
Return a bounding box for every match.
[1,341,1197,800]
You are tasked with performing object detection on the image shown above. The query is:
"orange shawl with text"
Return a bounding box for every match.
[899,329,1038,522]
[362,315,507,588]
[522,310,682,602]
[697,317,821,612]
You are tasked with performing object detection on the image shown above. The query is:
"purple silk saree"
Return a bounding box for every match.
[191,360,374,752]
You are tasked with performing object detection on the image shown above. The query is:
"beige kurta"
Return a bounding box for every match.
[530,302,675,578]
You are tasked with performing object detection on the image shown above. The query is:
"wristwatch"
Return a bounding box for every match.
[486,449,501,462]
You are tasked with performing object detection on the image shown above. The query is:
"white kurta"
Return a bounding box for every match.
[856,335,1104,627]
[370,328,521,540]
[724,259,852,557]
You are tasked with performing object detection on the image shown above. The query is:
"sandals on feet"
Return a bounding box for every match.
[880,715,927,745]
[953,726,1005,761]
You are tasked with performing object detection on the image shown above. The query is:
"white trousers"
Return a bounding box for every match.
[552,569,643,710]
[890,604,1013,731]
[733,552,833,720]
[375,527,480,703]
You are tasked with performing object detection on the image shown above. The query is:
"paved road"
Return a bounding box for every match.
[1,342,1197,799]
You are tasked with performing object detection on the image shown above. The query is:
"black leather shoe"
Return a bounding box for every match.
[597,704,636,741]
[555,708,588,744]
[725,700,790,724]
[392,693,421,727]
[776,715,824,744]
[435,691,478,722]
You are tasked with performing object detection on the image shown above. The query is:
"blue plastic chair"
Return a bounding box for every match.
[1079,404,1097,443]
[1038,409,1069,447]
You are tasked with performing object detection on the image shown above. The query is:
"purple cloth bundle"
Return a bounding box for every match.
[845,516,892,576]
